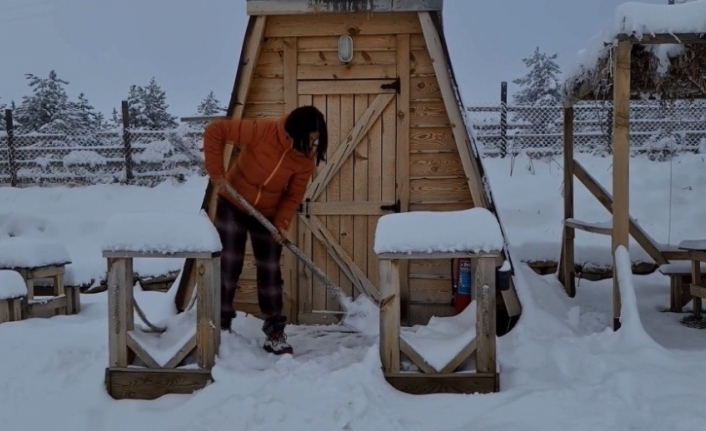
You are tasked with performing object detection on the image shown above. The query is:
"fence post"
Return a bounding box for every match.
[500,81,508,158]
[121,100,134,183]
[5,109,18,187]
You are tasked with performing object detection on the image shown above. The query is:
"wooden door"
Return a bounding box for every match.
[295,79,400,320]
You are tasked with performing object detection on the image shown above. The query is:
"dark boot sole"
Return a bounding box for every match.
[264,345,293,355]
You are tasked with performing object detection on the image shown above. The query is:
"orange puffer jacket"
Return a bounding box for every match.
[202,114,315,232]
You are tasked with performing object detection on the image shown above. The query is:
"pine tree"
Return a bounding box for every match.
[56,92,101,133]
[126,84,148,129]
[14,70,71,132]
[110,107,122,128]
[125,77,178,129]
[512,47,562,106]
[197,91,225,116]
[143,77,178,129]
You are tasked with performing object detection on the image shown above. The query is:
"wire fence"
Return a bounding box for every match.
[4,93,706,187]
[1,107,208,187]
[467,98,706,160]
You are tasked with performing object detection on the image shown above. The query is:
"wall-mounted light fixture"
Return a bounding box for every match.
[338,35,354,64]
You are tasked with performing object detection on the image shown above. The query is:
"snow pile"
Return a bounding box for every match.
[0,178,208,287]
[401,302,477,372]
[0,237,71,269]
[62,150,108,167]
[101,210,222,254]
[563,0,706,98]
[0,270,27,299]
[373,208,504,255]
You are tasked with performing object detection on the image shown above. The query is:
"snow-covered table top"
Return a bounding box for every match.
[678,239,706,252]
[0,237,71,270]
[373,208,504,256]
[101,210,222,257]
[0,270,28,300]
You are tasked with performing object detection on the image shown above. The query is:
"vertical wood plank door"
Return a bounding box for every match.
[296,78,400,317]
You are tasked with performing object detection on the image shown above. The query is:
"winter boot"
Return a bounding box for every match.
[221,310,236,332]
[262,315,293,355]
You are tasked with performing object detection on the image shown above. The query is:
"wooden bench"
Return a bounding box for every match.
[658,262,705,313]
[0,238,79,319]
[100,211,222,400]
[373,207,505,395]
[0,270,27,324]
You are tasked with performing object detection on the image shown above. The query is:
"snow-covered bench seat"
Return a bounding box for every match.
[373,208,504,395]
[0,270,27,324]
[100,211,223,401]
[0,237,79,318]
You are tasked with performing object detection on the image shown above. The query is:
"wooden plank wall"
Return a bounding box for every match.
[407,33,473,323]
[234,12,474,324]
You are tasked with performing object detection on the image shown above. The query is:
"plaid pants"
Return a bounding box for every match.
[214,196,284,322]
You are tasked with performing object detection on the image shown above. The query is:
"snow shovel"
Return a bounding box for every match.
[170,139,376,329]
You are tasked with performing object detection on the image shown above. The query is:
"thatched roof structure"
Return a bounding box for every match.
[562,0,706,105]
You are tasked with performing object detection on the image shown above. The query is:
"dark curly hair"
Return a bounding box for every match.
[284,105,328,165]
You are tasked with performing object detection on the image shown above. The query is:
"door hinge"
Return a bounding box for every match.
[380,199,401,213]
[381,77,400,94]
[298,198,311,218]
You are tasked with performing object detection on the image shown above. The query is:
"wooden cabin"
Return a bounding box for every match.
[174,0,522,329]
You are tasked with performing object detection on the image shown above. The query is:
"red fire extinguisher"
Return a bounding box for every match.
[454,258,472,313]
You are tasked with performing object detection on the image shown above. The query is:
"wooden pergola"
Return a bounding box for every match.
[560,30,706,331]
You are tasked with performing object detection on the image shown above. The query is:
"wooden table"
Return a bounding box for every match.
[677,240,706,318]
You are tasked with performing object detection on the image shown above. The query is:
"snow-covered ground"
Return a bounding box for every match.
[1,152,706,430]
[3,152,704,287]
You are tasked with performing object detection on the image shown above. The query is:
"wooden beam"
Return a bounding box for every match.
[175,15,266,313]
[396,33,412,324]
[283,36,299,322]
[377,251,502,260]
[564,218,612,236]
[379,258,400,374]
[572,160,668,266]
[612,40,631,331]
[298,80,397,95]
[304,93,394,202]
[418,11,486,208]
[475,257,496,374]
[560,105,576,297]
[246,0,443,15]
[384,372,498,395]
[105,368,213,400]
[300,215,381,301]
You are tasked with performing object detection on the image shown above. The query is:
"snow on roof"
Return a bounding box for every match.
[0,238,71,270]
[0,270,27,300]
[373,208,504,255]
[101,210,222,255]
[563,0,706,101]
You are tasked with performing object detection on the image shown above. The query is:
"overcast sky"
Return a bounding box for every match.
[0,0,667,118]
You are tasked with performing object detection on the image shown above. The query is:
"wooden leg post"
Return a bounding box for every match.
[379,258,400,374]
[108,258,130,368]
[475,257,497,374]
[196,257,220,369]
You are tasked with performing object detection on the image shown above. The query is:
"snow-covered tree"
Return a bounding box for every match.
[512,47,562,106]
[124,77,178,129]
[143,77,178,129]
[54,92,101,133]
[14,70,71,132]
[197,91,225,116]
